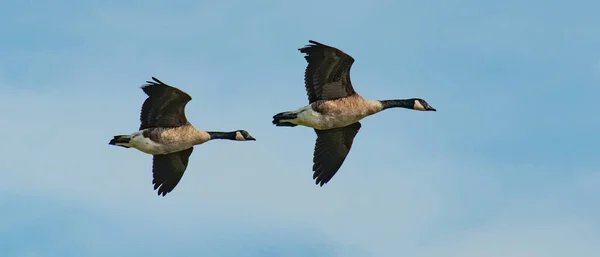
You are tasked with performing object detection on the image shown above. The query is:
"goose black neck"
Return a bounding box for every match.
[207,131,237,140]
[379,99,414,110]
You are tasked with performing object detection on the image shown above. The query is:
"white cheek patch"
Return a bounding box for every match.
[235,131,245,141]
[413,100,425,110]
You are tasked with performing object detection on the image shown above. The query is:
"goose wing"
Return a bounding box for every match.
[299,40,357,104]
[151,147,194,196]
[139,77,192,130]
[312,122,361,186]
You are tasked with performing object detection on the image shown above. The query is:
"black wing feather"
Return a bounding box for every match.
[139,77,192,130]
[299,40,356,103]
[312,122,362,186]
[152,147,194,196]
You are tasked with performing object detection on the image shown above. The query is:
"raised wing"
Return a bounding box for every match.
[312,122,362,186]
[299,40,357,104]
[139,77,192,130]
[151,147,194,196]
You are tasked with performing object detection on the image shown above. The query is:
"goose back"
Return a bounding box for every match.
[143,126,210,146]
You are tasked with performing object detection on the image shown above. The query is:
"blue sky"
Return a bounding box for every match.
[1,0,599,256]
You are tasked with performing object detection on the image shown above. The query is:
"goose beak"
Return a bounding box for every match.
[246,136,256,141]
[427,106,437,111]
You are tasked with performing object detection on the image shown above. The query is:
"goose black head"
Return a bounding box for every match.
[234,130,256,141]
[412,98,436,111]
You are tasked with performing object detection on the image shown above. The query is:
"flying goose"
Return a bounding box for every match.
[109,77,256,196]
[272,40,436,186]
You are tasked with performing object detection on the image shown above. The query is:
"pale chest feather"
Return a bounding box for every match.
[129,135,183,155]
[150,126,209,143]
[131,126,209,155]
[297,99,382,130]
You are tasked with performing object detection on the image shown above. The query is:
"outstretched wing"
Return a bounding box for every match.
[151,147,194,196]
[139,77,192,130]
[312,122,362,186]
[299,40,357,104]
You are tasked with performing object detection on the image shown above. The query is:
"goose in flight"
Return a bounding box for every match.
[272,40,436,186]
[110,77,256,196]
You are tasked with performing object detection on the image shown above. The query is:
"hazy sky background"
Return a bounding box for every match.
[1,0,599,256]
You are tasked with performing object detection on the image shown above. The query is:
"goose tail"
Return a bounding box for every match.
[272,111,298,127]
[109,135,132,148]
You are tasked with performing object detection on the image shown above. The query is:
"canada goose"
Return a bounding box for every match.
[272,40,436,186]
[109,77,256,196]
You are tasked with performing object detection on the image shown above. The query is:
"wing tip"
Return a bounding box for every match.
[140,77,191,100]
[315,177,329,187]
[298,40,324,52]
[298,40,351,60]
[154,182,173,197]
[312,168,331,187]
[142,76,164,86]
[140,76,160,89]
[150,76,166,84]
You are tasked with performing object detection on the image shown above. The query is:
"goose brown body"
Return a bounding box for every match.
[290,94,383,130]
[109,77,255,196]
[273,40,436,186]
